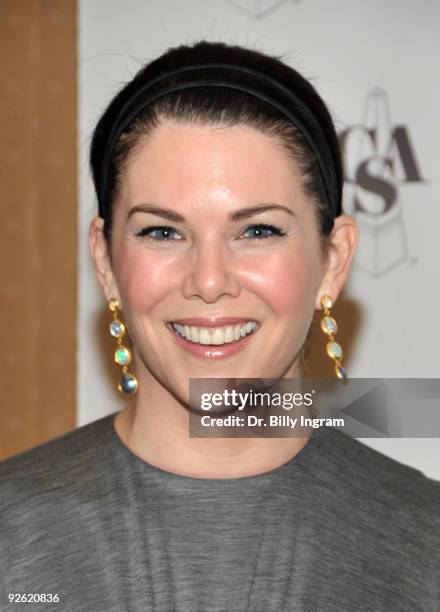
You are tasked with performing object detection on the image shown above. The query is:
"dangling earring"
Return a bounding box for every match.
[108,298,138,395]
[320,295,348,381]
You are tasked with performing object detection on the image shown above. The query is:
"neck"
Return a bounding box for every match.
[113,364,310,480]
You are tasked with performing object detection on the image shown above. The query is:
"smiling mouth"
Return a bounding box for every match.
[168,321,258,346]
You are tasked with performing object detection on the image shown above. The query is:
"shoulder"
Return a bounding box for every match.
[0,414,119,589]
[0,413,116,504]
[311,426,440,524]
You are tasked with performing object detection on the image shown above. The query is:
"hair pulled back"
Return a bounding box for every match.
[89,40,344,246]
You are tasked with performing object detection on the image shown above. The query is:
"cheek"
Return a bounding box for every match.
[117,250,179,313]
[239,246,319,316]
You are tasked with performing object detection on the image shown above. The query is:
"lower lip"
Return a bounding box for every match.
[166,324,258,360]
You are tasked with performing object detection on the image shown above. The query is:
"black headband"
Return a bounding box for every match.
[98,63,342,219]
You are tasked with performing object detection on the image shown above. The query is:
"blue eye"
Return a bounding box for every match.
[241,224,286,239]
[135,226,181,241]
[135,223,286,242]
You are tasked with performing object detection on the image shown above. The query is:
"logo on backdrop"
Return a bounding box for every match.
[339,87,426,278]
[226,0,299,19]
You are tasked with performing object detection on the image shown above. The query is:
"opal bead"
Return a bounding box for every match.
[335,364,348,380]
[114,345,131,366]
[118,373,138,395]
[110,319,125,338]
[320,316,337,336]
[326,341,343,360]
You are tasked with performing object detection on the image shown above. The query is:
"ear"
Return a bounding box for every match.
[315,214,359,309]
[88,217,120,303]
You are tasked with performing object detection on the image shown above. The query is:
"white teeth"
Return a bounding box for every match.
[211,328,225,345]
[224,327,234,343]
[233,325,241,341]
[171,321,257,345]
[198,329,211,345]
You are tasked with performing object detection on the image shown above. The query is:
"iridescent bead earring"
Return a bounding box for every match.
[108,298,138,395]
[320,295,347,381]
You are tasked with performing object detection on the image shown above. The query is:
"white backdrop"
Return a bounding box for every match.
[78,0,440,478]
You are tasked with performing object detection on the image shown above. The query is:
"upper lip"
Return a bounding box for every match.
[170,317,257,328]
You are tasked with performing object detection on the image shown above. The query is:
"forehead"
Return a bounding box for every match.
[119,121,305,207]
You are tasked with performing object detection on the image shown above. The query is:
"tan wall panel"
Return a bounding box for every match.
[0,0,77,459]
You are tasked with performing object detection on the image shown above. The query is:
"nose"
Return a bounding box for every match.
[182,237,241,303]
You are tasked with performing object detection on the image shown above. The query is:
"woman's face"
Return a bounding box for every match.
[91,121,351,400]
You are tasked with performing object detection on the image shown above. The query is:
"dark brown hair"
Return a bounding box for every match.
[89,40,344,249]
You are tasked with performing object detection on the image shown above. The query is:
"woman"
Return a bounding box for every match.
[1,41,439,611]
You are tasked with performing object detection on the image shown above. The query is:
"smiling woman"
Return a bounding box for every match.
[1,40,439,612]
[92,119,346,382]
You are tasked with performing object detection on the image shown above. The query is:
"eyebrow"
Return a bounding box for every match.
[126,202,296,222]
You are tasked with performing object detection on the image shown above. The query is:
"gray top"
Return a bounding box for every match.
[1,413,439,612]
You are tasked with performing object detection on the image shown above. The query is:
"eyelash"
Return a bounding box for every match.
[135,226,180,241]
[135,223,287,241]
